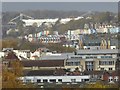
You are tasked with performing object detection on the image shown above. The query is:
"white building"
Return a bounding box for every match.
[30,50,42,60]
[39,35,61,43]
[20,75,90,84]
[109,27,119,34]
[0,52,5,58]
[65,49,119,71]
[22,16,84,27]
[60,18,73,24]
[13,50,30,60]
[22,18,59,27]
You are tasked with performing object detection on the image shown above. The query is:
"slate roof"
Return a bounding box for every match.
[21,60,64,67]
[81,35,118,46]
[23,70,54,76]
[82,35,102,46]
[23,69,66,76]
[83,71,104,75]
[83,70,120,76]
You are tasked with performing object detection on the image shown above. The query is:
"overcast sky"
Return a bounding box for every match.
[1,0,120,2]
[2,2,118,12]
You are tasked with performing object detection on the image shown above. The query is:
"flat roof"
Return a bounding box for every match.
[77,49,119,54]
[40,53,74,60]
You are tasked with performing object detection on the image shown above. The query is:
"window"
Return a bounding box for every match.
[86,61,94,71]
[81,79,84,82]
[84,79,89,81]
[114,79,117,81]
[101,56,112,59]
[26,79,31,83]
[71,79,76,82]
[94,56,97,58]
[109,68,113,71]
[99,61,114,65]
[43,79,48,83]
[71,57,82,59]
[3,62,8,66]
[86,57,90,59]
[74,62,80,66]
[101,68,104,70]
[86,56,97,59]
[114,77,118,81]
[58,79,62,82]
[66,61,80,66]
[49,79,56,83]
[37,79,41,83]
[109,61,114,65]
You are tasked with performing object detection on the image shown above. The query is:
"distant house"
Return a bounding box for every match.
[0,52,5,58]
[82,35,101,50]
[102,71,119,83]
[13,50,31,60]
[78,35,118,50]
[39,36,61,43]
[3,51,19,60]
[109,27,119,34]
[2,51,19,67]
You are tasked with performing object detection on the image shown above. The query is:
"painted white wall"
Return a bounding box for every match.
[0,52,5,58]
[13,50,30,60]
[20,75,90,83]
[111,46,116,49]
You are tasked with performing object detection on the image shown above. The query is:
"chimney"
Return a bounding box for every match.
[100,39,104,49]
[79,39,83,49]
[108,39,111,49]
[104,39,107,49]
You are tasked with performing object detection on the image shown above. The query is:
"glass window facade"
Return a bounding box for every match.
[66,61,80,66]
[99,61,114,65]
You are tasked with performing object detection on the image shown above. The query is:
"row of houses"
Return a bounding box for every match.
[67,27,119,35]
[0,35,118,60]
[24,26,119,42]
[24,33,119,52]
[2,48,120,84]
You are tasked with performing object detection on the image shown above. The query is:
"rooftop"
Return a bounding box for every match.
[23,69,66,76]
[21,60,64,67]
[40,53,74,60]
[76,49,119,55]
